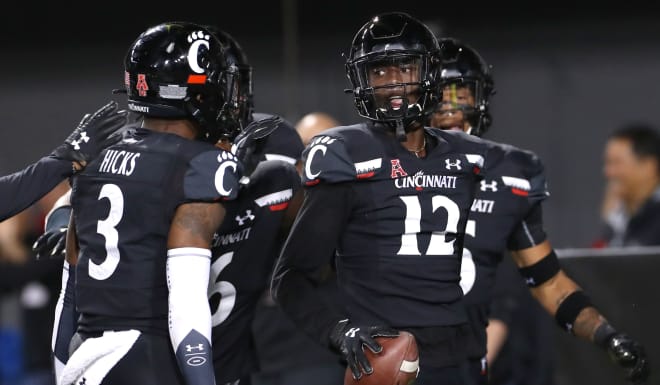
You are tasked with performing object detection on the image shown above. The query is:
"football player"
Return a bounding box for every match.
[36,26,303,385]
[271,12,504,385]
[56,22,243,385]
[430,37,649,385]
[204,30,304,382]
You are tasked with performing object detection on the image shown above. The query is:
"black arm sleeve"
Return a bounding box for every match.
[271,182,354,348]
[0,156,72,221]
[507,202,548,251]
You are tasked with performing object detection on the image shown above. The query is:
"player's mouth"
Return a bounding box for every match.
[389,97,404,110]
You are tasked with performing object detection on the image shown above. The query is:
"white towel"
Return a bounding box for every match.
[58,330,141,385]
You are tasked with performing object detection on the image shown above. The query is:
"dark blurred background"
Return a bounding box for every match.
[0,1,659,384]
[2,0,660,247]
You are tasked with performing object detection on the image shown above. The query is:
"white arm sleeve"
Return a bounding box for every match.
[166,247,213,352]
[167,247,216,385]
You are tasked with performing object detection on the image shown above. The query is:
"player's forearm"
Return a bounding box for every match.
[167,249,215,385]
[274,262,347,347]
[271,185,352,346]
[530,271,605,341]
[0,156,73,222]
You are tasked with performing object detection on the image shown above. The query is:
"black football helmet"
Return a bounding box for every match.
[124,21,240,143]
[206,26,254,131]
[345,12,441,138]
[437,37,495,136]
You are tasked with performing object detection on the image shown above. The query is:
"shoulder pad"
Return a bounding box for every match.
[249,160,300,211]
[249,159,301,194]
[497,144,550,203]
[301,124,383,186]
[302,133,354,186]
[184,149,243,202]
[427,128,504,172]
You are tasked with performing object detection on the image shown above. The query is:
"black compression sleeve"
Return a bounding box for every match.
[507,202,548,250]
[271,183,354,347]
[0,156,72,221]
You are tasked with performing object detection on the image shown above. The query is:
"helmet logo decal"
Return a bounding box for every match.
[136,74,149,97]
[187,31,211,74]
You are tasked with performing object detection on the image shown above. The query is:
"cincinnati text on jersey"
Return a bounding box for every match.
[393,171,458,190]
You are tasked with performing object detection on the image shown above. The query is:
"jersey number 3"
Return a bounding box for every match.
[90,184,124,281]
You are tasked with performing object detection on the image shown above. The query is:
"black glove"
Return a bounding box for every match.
[32,227,67,260]
[329,319,399,380]
[50,101,127,166]
[32,205,71,260]
[595,323,650,384]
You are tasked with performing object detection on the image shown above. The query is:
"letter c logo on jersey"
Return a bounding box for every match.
[187,31,211,74]
[305,144,327,180]
[215,152,238,196]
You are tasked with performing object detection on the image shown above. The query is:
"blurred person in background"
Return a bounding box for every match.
[295,112,340,146]
[594,123,660,247]
[429,37,649,384]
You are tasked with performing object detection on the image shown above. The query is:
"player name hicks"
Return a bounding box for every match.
[394,173,457,189]
[98,149,141,176]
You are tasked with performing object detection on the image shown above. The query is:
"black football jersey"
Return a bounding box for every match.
[209,159,300,384]
[301,123,500,327]
[459,141,549,359]
[71,127,241,336]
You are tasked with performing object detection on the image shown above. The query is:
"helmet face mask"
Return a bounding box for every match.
[124,22,241,143]
[205,26,254,130]
[434,38,495,136]
[345,12,440,128]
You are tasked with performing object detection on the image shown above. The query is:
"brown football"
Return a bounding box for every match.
[343,331,419,385]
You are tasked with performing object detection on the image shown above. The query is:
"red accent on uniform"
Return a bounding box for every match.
[187,74,207,84]
[269,202,290,211]
[136,74,149,97]
[357,171,375,179]
[415,187,423,191]
[511,188,529,196]
[390,159,408,178]
[473,166,481,175]
[305,179,320,186]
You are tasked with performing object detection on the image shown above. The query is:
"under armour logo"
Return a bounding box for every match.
[345,327,360,338]
[186,343,205,352]
[235,210,255,226]
[565,323,573,333]
[71,131,90,150]
[78,378,87,385]
[525,277,535,286]
[480,180,498,192]
[445,159,462,170]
